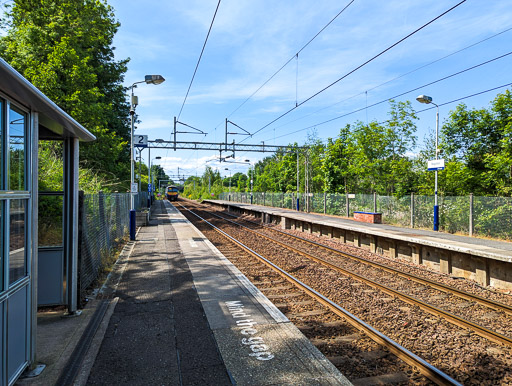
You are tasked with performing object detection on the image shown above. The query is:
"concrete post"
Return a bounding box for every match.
[469,193,474,237]
[411,192,415,228]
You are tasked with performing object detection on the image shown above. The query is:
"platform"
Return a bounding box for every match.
[205,200,512,290]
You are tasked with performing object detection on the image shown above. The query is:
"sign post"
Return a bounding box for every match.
[427,158,444,231]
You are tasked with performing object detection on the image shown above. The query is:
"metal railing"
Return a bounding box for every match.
[219,192,512,240]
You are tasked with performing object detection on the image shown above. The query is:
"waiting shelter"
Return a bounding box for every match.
[0,57,95,385]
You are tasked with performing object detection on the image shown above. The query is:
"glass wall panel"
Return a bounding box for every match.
[39,140,63,191]
[8,106,26,191]
[38,196,63,247]
[0,100,3,291]
[0,203,3,291]
[9,200,26,285]
[0,99,3,187]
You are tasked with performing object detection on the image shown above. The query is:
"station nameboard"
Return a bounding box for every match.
[427,159,445,171]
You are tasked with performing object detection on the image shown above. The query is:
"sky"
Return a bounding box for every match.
[108,0,512,181]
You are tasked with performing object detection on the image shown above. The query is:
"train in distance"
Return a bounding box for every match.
[166,185,179,201]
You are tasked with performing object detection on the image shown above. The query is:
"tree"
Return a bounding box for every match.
[441,90,512,195]
[0,0,130,190]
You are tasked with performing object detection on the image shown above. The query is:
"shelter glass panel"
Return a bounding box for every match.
[0,203,3,291]
[8,106,26,191]
[0,99,3,187]
[38,195,63,247]
[9,200,26,285]
[39,140,63,191]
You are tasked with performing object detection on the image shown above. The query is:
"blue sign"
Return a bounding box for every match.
[148,183,152,192]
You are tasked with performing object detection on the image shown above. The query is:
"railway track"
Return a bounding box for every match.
[200,205,512,346]
[175,199,512,384]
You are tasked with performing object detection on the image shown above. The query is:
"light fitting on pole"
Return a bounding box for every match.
[145,75,165,85]
[416,94,433,104]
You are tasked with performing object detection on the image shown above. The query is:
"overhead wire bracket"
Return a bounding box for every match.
[173,116,207,150]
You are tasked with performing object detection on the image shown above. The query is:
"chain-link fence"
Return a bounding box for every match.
[78,191,148,303]
[218,192,512,240]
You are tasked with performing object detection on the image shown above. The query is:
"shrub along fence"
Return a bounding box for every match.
[78,191,148,304]
[219,192,512,241]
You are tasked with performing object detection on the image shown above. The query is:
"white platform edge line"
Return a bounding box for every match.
[164,201,289,323]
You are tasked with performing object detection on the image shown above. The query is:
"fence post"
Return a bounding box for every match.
[263,192,266,206]
[324,192,327,214]
[411,192,414,228]
[77,191,85,308]
[115,194,121,238]
[373,192,377,213]
[346,194,349,217]
[469,193,473,236]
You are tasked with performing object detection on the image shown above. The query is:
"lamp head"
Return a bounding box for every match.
[145,75,165,85]
[156,156,162,160]
[416,94,433,104]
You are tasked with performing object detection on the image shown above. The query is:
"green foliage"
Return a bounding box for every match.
[0,0,130,190]
[440,90,512,195]
[183,166,224,199]
[39,141,113,193]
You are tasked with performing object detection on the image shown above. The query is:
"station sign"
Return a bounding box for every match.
[134,135,148,148]
[427,159,445,171]
[347,194,356,199]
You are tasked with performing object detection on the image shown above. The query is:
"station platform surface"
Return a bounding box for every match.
[80,200,350,385]
[204,200,512,264]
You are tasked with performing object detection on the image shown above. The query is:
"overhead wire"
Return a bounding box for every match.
[267,50,512,140]
[236,26,512,161]
[247,0,467,140]
[213,0,356,131]
[168,0,221,176]
[266,25,512,135]
[269,81,512,143]
[177,0,221,121]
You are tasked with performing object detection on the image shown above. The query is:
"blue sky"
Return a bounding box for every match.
[109,0,512,180]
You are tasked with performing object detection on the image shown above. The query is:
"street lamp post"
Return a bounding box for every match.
[416,94,440,231]
[129,75,165,240]
[244,159,253,204]
[149,156,162,206]
[224,168,231,200]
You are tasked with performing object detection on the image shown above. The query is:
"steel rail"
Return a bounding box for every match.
[209,206,512,316]
[177,203,461,386]
[189,204,512,347]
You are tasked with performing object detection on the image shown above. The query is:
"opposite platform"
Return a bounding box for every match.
[204,199,512,290]
[164,200,351,385]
